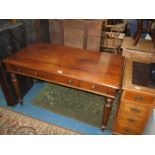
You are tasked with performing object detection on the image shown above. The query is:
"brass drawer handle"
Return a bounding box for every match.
[124,128,131,133]
[34,72,38,76]
[91,84,95,89]
[133,96,144,102]
[130,107,141,113]
[68,79,72,85]
[127,118,135,123]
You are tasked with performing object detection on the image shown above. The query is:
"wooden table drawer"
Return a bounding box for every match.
[10,65,60,82]
[61,75,80,87]
[120,102,151,118]
[123,90,154,106]
[118,113,146,128]
[80,81,116,96]
[115,123,143,135]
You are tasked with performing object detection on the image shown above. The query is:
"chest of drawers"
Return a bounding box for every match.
[113,59,155,135]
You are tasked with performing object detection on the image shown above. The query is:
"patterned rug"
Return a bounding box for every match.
[0,106,78,135]
[32,83,119,131]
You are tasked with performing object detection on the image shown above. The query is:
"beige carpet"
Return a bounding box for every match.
[0,106,78,135]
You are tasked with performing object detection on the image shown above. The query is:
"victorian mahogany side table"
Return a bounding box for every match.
[2,42,124,129]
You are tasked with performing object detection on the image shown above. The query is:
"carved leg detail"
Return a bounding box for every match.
[101,97,114,130]
[10,73,23,104]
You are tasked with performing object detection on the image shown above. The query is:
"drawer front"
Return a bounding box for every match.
[61,75,80,87]
[120,102,151,118]
[10,65,61,83]
[8,64,116,97]
[123,90,154,106]
[118,113,146,128]
[115,123,143,135]
[80,81,116,97]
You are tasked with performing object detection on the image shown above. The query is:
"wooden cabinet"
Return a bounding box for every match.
[113,59,155,135]
[114,92,153,135]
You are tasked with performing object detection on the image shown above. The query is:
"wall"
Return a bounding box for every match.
[144,109,155,135]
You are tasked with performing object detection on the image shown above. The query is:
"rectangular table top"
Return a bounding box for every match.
[3,42,124,89]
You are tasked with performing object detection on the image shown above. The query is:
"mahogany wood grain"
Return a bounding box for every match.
[3,42,124,89]
[101,97,114,129]
[117,112,146,128]
[2,42,124,129]
[10,73,23,104]
[119,101,151,118]
[123,90,154,106]
[115,123,143,135]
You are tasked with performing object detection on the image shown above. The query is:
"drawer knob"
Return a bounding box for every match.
[68,79,72,85]
[91,84,95,89]
[124,128,131,133]
[130,107,141,113]
[127,118,135,123]
[134,96,144,102]
[34,72,38,76]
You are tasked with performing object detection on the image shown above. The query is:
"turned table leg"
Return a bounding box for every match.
[101,97,114,130]
[10,73,23,104]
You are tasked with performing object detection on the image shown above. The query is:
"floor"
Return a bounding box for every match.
[0,83,111,135]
